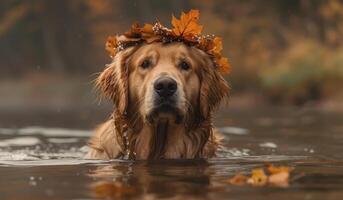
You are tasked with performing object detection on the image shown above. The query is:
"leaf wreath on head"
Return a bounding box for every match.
[105,9,231,75]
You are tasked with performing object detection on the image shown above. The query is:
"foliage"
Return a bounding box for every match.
[227,164,293,187]
[105,9,230,75]
[260,40,343,104]
[1,0,343,104]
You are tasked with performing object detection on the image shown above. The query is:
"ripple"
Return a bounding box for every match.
[0,137,41,147]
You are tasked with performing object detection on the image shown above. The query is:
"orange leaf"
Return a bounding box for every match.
[211,37,223,55]
[267,164,293,174]
[172,9,203,39]
[141,23,160,43]
[216,56,231,74]
[268,172,290,187]
[124,22,141,38]
[105,36,117,58]
[247,168,268,186]
[141,23,154,34]
[227,173,249,186]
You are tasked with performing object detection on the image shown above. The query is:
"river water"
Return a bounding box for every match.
[0,107,342,199]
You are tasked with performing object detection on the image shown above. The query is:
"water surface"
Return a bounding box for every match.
[0,107,342,200]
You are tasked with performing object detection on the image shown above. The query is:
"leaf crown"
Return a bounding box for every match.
[105,9,230,74]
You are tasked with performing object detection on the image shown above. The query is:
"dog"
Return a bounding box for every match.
[86,42,229,160]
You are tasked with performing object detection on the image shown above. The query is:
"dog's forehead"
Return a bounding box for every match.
[137,42,190,57]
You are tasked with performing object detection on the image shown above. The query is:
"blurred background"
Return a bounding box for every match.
[1,0,343,129]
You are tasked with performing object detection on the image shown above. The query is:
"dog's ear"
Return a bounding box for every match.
[199,55,229,119]
[96,48,136,115]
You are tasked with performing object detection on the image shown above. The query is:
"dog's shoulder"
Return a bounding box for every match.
[86,119,122,159]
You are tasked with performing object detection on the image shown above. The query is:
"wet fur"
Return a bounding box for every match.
[86,43,229,160]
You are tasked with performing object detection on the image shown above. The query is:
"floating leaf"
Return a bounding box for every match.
[267,164,293,174]
[226,173,249,186]
[226,165,293,188]
[247,168,268,186]
[268,172,290,187]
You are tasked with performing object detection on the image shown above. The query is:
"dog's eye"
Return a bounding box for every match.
[179,61,190,71]
[140,59,151,69]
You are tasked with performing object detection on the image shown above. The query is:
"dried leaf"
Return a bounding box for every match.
[141,23,160,43]
[141,23,154,34]
[247,168,268,186]
[227,173,249,186]
[216,56,231,74]
[267,164,293,174]
[124,22,142,38]
[105,36,117,58]
[211,37,223,56]
[171,9,203,40]
[225,165,293,188]
[268,172,290,187]
[104,9,231,75]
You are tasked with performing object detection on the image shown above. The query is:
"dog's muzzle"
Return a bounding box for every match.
[154,77,177,98]
[146,76,183,124]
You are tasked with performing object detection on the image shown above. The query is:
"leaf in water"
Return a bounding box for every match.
[247,168,268,186]
[91,181,136,198]
[268,171,290,187]
[227,173,249,186]
[267,164,293,174]
[226,165,292,187]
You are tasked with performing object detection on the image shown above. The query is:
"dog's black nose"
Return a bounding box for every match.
[154,77,177,98]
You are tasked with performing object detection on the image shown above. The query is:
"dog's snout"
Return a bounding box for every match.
[154,77,177,98]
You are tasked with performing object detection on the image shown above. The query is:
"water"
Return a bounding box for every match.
[0,107,343,200]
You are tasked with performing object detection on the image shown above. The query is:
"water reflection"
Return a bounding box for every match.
[88,160,212,199]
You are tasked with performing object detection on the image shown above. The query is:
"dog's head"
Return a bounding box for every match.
[97,42,229,127]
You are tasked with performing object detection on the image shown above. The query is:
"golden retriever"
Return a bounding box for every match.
[86,42,229,160]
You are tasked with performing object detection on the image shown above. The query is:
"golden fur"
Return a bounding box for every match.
[86,42,229,160]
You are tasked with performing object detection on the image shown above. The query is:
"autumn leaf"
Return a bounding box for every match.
[211,37,223,56]
[225,165,293,188]
[141,23,154,34]
[172,9,203,40]
[227,173,249,186]
[141,23,161,43]
[247,168,268,186]
[105,36,117,58]
[267,164,293,174]
[268,172,290,187]
[124,22,141,38]
[104,9,231,75]
[216,56,231,74]
[266,164,292,187]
